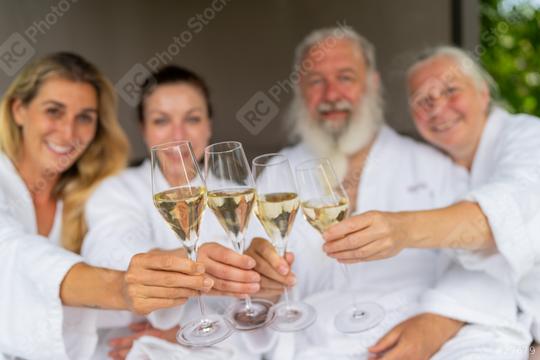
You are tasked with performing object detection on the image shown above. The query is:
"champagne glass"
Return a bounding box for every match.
[151,140,233,346]
[295,158,385,333]
[204,141,274,331]
[252,153,317,332]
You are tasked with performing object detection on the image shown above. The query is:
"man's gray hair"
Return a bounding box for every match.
[293,26,378,74]
[408,45,499,97]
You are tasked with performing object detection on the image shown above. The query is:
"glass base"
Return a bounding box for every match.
[176,314,233,347]
[269,301,317,332]
[334,302,385,333]
[226,298,275,331]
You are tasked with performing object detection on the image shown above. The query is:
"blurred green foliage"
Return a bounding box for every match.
[480,0,540,116]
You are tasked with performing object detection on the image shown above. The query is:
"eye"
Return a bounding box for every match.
[186,116,202,124]
[413,96,433,111]
[77,113,97,124]
[45,107,62,118]
[151,117,169,126]
[443,86,459,97]
[307,77,324,87]
[338,74,355,83]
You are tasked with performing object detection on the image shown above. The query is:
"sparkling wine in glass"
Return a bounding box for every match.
[151,140,233,346]
[252,153,317,332]
[204,141,274,331]
[295,158,385,333]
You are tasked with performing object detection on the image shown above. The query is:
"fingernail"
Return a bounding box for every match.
[247,258,256,268]
[250,283,260,292]
[195,263,205,273]
[278,265,288,275]
[203,278,213,287]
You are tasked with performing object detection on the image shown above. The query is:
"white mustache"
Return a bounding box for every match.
[317,100,353,114]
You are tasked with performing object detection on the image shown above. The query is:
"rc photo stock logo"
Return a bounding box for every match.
[0,33,36,76]
[115,63,154,107]
[0,0,79,76]
[115,0,232,107]
[236,91,280,136]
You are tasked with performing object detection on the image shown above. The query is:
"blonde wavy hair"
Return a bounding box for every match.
[0,52,129,253]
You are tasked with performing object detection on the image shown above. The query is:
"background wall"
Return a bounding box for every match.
[0,0,470,161]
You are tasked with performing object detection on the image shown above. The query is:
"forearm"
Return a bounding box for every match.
[60,262,127,310]
[401,201,495,250]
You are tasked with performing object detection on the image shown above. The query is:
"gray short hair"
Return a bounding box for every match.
[293,26,378,74]
[408,45,498,97]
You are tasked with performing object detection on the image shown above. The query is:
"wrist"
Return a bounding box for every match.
[106,269,129,310]
[397,211,426,248]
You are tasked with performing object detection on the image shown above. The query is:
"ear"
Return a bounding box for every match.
[11,98,26,126]
[479,81,490,113]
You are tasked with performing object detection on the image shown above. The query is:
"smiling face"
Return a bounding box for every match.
[407,56,490,167]
[12,76,98,178]
[142,83,211,161]
[299,38,367,135]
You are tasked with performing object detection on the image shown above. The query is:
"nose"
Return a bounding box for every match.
[322,80,341,102]
[426,94,449,119]
[172,121,187,141]
[57,117,76,144]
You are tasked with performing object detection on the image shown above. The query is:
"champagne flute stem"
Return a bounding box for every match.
[277,239,292,311]
[239,235,254,312]
[282,286,292,311]
[339,263,363,316]
[187,247,207,317]
[244,296,254,310]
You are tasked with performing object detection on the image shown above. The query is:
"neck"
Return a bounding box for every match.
[342,141,374,213]
[15,154,59,202]
[451,132,484,172]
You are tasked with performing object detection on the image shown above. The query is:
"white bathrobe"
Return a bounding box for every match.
[83,159,265,360]
[259,125,531,359]
[0,153,97,360]
[451,107,540,341]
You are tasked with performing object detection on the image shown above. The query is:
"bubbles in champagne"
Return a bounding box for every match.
[153,186,206,250]
[255,192,299,250]
[207,188,256,252]
[301,196,349,233]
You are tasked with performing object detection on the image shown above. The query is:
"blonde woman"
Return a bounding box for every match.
[0,53,213,360]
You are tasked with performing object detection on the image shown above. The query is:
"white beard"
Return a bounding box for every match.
[287,79,384,181]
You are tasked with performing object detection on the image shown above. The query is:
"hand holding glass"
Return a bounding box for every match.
[204,141,274,330]
[295,158,385,333]
[151,140,233,346]
[252,153,316,332]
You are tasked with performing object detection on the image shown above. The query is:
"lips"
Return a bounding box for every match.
[429,117,460,133]
[320,110,350,120]
[45,141,75,156]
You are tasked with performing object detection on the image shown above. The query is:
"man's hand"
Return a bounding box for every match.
[108,321,178,360]
[323,211,407,263]
[245,237,295,300]
[123,249,213,315]
[197,242,261,297]
[368,313,464,360]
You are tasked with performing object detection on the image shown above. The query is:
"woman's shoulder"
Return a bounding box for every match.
[0,153,29,201]
[88,160,150,206]
[495,107,540,138]
[378,125,454,168]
